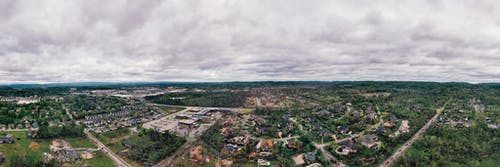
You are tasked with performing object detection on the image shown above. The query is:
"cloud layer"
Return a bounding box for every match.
[0,0,499,83]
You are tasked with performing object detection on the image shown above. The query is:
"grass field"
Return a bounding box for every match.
[0,131,115,167]
[83,151,117,167]
[93,128,141,167]
[66,137,97,148]
[0,131,49,164]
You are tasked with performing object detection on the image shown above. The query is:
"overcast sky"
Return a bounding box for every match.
[0,0,499,83]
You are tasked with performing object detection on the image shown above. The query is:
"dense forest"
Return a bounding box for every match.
[0,87,68,97]
[122,129,186,164]
[145,91,251,107]
[394,86,500,167]
[394,124,499,166]
[36,124,85,139]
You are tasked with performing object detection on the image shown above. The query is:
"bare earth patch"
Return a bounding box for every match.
[29,141,40,150]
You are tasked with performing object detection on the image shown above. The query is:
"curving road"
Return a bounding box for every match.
[379,100,450,167]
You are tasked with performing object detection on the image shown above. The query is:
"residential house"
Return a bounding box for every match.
[377,126,388,135]
[318,129,330,138]
[337,125,349,135]
[365,108,376,123]
[25,123,31,129]
[218,159,233,167]
[389,114,399,123]
[257,139,274,153]
[335,139,358,155]
[278,121,294,132]
[220,127,234,137]
[52,149,80,163]
[257,159,270,166]
[227,136,250,146]
[286,138,301,149]
[383,121,394,128]
[0,135,14,144]
[28,129,37,138]
[292,154,305,166]
[255,126,263,135]
[358,134,381,149]
[254,117,266,126]
[311,123,322,131]
[32,122,39,128]
[226,144,240,153]
[307,116,316,122]
[190,146,205,163]
[306,151,316,163]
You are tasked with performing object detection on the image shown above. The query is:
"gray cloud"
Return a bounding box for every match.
[0,0,499,84]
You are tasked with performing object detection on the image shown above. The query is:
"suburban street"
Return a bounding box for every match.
[1,1,495,166]
[379,100,450,167]
[84,129,131,167]
[0,129,31,132]
[313,142,340,166]
[65,97,450,167]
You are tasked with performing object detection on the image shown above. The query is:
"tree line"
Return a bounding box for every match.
[36,124,85,139]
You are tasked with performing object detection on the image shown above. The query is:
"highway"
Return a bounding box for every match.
[84,129,132,167]
[379,100,450,167]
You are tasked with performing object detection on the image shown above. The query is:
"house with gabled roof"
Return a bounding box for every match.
[389,113,399,123]
[358,134,381,149]
[335,139,358,155]
[337,125,349,134]
[0,135,14,144]
[306,151,316,163]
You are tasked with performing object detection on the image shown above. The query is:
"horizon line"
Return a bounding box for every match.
[1,80,499,86]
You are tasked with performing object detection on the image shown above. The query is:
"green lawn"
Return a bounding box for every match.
[65,137,97,148]
[0,131,48,164]
[94,128,131,153]
[93,128,141,167]
[83,151,117,167]
[0,131,115,167]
